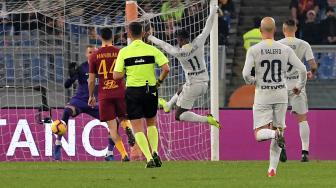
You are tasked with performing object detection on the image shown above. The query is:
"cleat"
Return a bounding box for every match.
[104,155,115,161]
[207,114,221,129]
[152,152,162,167]
[276,128,285,149]
[54,144,62,160]
[145,159,157,168]
[301,150,309,162]
[279,147,287,162]
[158,98,170,113]
[125,127,136,146]
[122,155,130,162]
[268,169,276,177]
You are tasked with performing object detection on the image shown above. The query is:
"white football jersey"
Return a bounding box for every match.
[242,39,307,104]
[148,8,217,84]
[278,37,314,90]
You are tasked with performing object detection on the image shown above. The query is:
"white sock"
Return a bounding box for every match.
[106,150,114,156]
[166,93,178,110]
[179,111,208,123]
[55,140,62,146]
[299,121,310,151]
[256,129,276,141]
[268,139,281,173]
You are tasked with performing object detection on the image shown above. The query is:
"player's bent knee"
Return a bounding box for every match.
[64,105,77,116]
[146,117,156,126]
[130,119,144,133]
[254,124,272,141]
[295,113,307,122]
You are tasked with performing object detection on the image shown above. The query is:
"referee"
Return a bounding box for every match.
[113,21,170,168]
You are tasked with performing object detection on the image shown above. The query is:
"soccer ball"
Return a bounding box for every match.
[51,120,67,136]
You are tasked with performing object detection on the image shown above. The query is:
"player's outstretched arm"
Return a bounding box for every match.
[148,35,180,57]
[288,48,307,91]
[242,49,256,84]
[193,4,218,45]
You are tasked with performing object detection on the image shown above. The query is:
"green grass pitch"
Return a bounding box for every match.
[1,161,336,188]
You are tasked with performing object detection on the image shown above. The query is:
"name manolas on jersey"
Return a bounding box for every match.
[89,46,125,100]
[242,39,307,104]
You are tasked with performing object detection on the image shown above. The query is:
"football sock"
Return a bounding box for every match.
[166,93,178,110]
[121,120,132,130]
[147,126,159,153]
[55,139,62,146]
[134,132,153,162]
[268,139,281,173]
[108,134,115,151]
[299,121,310,151]
[57,135,62,141]
[106,150,113,156]
[61,107,72,125]
[115,139,127,158]
[256,129,276,141]
[179,111,208,123]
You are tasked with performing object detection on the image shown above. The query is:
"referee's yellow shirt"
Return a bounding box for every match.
[114,40,169,87]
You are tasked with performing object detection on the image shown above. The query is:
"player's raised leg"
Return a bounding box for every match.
[175,83,220,129]
[54,105,77,160]
[268,104,287,176]
[253,104,286,177]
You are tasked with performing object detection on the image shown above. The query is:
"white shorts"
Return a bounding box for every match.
[288,90,308,114]
[253,103,287,129]
[176,82,208,109]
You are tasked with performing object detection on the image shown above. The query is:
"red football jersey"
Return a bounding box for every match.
[89,45,125,100]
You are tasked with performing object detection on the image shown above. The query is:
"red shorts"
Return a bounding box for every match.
[99,98,126,122]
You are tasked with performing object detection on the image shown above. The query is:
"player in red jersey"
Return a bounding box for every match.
[88,27,129,161]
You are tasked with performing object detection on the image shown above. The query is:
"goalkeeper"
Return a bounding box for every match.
[147,3,220,129]
[54,45,140,161]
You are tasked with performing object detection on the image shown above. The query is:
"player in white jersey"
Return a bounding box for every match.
[278,19,318,162]
[147,4,220,129]
[242,17,307,177]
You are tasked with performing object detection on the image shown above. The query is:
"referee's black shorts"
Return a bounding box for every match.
[126,86,158,120]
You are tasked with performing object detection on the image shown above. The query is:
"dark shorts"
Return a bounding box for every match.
[126,86,158,120]
[99,98,127,122]
[68,98,99,119]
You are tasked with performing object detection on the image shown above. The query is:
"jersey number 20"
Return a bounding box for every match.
[261,59,282,83]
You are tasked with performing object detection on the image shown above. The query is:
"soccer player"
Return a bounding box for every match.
[54,45,115,161]
[278,19,318,162]
[88,27,129,161]
[242,17,307,177]
[147,5,220,128]
[113,22,170,168]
